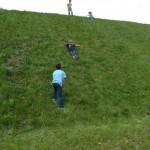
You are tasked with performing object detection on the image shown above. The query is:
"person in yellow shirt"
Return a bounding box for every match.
[67,0,73,15]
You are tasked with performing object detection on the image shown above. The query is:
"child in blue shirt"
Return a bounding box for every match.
[52,64,66,109]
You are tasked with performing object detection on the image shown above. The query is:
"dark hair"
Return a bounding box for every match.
[55,63,61,69]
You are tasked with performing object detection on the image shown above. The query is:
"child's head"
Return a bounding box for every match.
[55,63,61,69]
[88,12,92,14]
[68,39,73,44]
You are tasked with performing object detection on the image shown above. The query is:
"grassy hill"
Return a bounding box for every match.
[0,9,150,149]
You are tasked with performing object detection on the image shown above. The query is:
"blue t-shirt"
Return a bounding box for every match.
[52,70,66,87]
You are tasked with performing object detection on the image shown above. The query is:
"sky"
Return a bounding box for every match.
[0,0,150,24]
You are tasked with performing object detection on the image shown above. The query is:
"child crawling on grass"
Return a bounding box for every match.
[87,12,94,20]
[65,39,81,59]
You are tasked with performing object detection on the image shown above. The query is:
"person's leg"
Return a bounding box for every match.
[71,8,73,15]
[57,85,63,108]
[91,15,94,19]
[68,9,70,15]
[72,50,78,58]
[89,16,92,19]
[70,50,77,56]
[70,51,75,58]
[70,50,78,59]
[53,83,58,100]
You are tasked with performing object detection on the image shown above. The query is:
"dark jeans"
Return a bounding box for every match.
[53,83,63,108]
[68,8,73,15]
[70,50,77,57]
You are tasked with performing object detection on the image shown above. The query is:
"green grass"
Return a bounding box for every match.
[0,9,150,149]
[0,117,150,149]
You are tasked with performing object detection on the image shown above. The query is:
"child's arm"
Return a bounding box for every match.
[76,44,82,47]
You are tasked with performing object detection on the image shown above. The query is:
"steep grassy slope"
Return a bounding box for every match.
[0,9,150,149]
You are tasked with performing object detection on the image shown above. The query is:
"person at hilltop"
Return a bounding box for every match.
[65,39,81,59]
[87,12,94,20]
[52,63,66,109]
[67,0,73,16]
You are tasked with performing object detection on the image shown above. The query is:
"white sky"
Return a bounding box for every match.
[0,0,150,24]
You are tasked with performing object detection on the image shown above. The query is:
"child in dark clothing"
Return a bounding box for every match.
[87,12,94,19]
[65,39,80,59]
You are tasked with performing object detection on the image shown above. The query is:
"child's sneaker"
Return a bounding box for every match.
[52,99,56,102]
[58,107,64,111]
[73,56,76,59]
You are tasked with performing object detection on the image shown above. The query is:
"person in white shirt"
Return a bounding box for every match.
[67,0,73,15]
